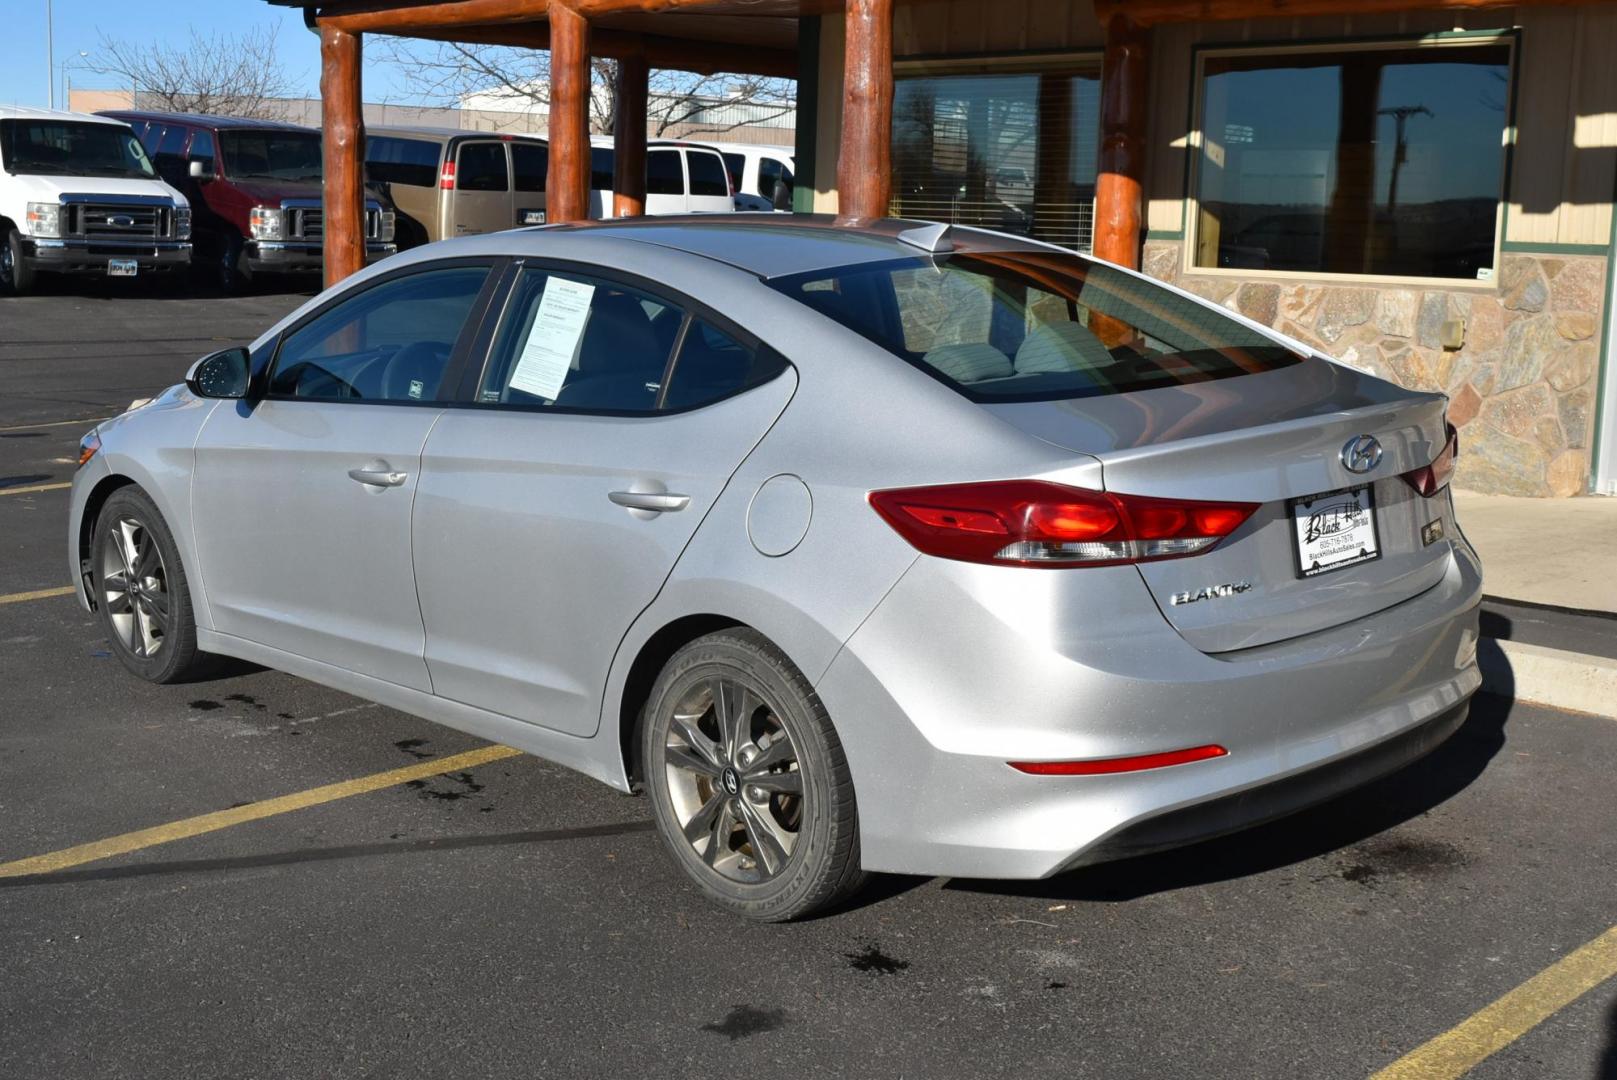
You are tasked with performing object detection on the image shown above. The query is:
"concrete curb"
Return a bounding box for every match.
[1479,637,1617,718]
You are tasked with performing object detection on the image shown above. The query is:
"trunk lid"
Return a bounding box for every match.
[985,358,1454,653]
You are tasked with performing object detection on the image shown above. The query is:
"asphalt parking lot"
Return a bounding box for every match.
[3,280,1616,1080]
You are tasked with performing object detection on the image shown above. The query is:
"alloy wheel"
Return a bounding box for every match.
[101,517,171,659]
[663,676,803,884]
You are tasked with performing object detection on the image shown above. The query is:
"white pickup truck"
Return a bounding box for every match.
[0,106,191,294]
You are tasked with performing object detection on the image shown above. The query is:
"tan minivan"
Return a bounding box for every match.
[365,127,550,249]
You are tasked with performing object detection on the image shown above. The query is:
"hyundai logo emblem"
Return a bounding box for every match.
[1341,434,1383,474]
[108,215,136,229]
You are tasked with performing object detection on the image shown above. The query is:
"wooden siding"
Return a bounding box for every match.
[891,0,1103,55]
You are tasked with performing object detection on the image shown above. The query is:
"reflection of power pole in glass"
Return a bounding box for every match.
[1377,104,1433,214]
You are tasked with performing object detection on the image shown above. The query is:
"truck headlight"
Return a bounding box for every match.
[379,210,396,243]
[175,207,192,240]
[249,207,285,241]
[25,202,62,239]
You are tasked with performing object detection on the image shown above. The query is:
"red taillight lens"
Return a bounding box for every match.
[868,480,1257,568]
[1402,422,1459,498]
[1009,744,1229,775]
[439,161,457,190]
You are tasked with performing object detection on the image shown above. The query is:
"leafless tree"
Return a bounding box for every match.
[90,26,300,120]
[374,38,795,138]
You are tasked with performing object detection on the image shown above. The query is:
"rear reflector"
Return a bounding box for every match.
[439,161,458,190]
[868,480,1257,568]
[1402,422,1459,498]
[1009,745,1229,776]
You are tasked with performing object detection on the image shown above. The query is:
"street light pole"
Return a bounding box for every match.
[46,0,55,108]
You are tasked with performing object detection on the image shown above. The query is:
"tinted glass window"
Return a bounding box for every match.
[220,131,322,182]
[188,129,215,170]
[590,146,614,189]
[687,150,728,196]
[647,149,683,196]
[270,266,489,402]
[457,142,508,192]
[722,152,745,192]
[1195,44,1511,280]
[366,136,441,187]
[759,158,793,209]
[479,269,678,413]
[662,320,787,410]
[157,125,187,159]
[512,142,547,193]
[0,120,155,179]
[771,252,1302,403]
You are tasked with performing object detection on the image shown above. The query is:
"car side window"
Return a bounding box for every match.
[458,142,509,192]
[512,142,547,193]
[687,151,729,196]
[647,149,683,196]
[590,147,614,190]
[662,319,788,411]
[269,266,490,403]
[188,129,215,172]
[478,269,679,413]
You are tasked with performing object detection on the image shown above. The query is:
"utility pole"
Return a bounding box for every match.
[46,0,55,108]
[1377,103,1433,215]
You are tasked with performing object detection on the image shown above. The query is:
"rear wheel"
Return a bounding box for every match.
[642,629,865,921]
[92,486,213,683]
[2,228,35,294]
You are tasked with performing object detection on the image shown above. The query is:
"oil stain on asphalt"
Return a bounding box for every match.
[844,942,910,975]
[1333,836,1469,887]
[394,738,434,760]
[700,1005,788,1042]
[189,700,223,712]
[404,771,484,802]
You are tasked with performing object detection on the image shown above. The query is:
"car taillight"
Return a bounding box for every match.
[867,480,1258,568]
[1009,744,1228,775]
[439,161,457,190]
[1402,423,1459,498]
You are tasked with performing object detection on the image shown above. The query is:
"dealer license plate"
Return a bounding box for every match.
[1290,485,1380,578]
[107,259,138,278]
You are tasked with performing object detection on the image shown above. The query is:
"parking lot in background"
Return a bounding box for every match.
[2,282,1616,1080]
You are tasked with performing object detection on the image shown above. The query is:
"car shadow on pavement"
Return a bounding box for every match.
[1599,998,1617,1080]
[945,691,1512,904]
[0,820,658,890]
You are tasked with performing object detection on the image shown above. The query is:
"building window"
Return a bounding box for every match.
[1192,39,1513,282]
[892,57,1100,252]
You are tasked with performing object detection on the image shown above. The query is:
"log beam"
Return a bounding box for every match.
[836,0,893,221]
[546,1,591,224]
[398,22,795,77]
[613,48,649,217]
[320,25,367,287]
[1094,0,1609,26]
[1092,13,1147,270]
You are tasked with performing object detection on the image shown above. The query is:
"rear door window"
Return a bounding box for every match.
[647,149,684,196]
[457,142,509,192]
[686,150,729,196]
[366,136,441,187]
[722,152,745,193]
[512,142,547,193]
[590,147,614,189]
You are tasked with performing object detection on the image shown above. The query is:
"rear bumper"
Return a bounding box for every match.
[25,238,190,273]
[246,241,397,272]
[818,533,1483,879]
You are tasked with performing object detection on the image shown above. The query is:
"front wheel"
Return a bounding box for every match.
[642,628,865,921]
[2,228,35,294]
[92,486,213,683]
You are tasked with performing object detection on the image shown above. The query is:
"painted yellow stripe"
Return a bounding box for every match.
[0,481,71,497]
[0,585,76,605]
[0,416,111,432]
[1371,925,1617,1079]
[0,744,524,879]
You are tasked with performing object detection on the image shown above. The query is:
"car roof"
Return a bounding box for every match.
[371,125,547,144]
[529,214,1050,280]
[690,142,795,158]
[0,105,128,126]
[99,110,315,132]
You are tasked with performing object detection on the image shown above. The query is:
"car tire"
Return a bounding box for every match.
[3,228,35,294]
[641,628,866,921]
[91,486,214,684]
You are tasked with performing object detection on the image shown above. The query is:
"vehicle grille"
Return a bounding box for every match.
[68,203,171,241]
[289,207,384,241]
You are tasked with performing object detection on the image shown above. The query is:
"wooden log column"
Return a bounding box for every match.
[320,25,366,287]
[547,1,591,224]
[836,0,894,222]
[612,48,648,218]
[1093,14,1148,269]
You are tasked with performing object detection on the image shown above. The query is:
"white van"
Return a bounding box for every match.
[705,142,796,212]
[587,138,734,217]
[0,106,191,293]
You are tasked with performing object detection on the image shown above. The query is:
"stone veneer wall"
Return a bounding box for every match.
[1141,242,1606,497]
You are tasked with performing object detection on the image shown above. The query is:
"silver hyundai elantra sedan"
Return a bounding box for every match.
[68,216,1481,920]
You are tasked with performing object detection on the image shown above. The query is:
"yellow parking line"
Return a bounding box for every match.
[0,744,524,880]
[1371,924,1617,1079]
[0,416,111,432]
[0,586,76,605]
[0,481,71,497]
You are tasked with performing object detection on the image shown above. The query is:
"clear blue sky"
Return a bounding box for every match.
[2,1,415,109]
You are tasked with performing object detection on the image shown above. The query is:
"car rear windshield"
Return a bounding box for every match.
[0,119,155,179]
[221,130,322,182]
[768,250,1305,402]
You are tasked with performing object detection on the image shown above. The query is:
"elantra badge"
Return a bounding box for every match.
[1341,434,1383,474]
[1170,581,1253,606]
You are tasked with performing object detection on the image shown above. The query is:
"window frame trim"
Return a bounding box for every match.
[459,256,793,419]
[261,256,509,408]
[1181,31,1520,290]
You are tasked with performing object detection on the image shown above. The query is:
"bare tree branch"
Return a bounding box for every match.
[90,26,299,120]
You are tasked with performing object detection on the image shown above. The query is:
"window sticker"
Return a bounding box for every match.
[408,379,425,400]
[509,277,596,400]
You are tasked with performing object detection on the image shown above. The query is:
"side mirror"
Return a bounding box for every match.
[188,160,216,182]
[185,347,251,399]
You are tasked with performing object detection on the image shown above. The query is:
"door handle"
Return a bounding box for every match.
[348,466,409,488]
[608,490,690,513]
